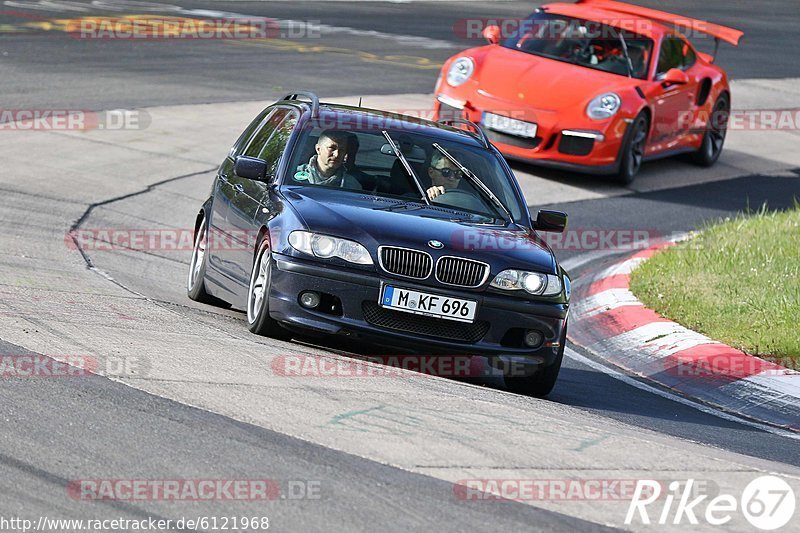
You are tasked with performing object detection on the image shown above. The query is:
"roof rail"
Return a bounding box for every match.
[282,91,320,118]
[438,118,490,149]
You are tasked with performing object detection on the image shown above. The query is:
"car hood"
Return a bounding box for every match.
[283,187,557,274]
[473,46,638,111]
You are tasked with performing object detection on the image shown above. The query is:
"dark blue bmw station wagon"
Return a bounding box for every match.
[188,92,570,396]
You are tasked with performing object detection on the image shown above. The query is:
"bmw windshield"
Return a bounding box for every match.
[284,122,527,224]
[501,12,653,80]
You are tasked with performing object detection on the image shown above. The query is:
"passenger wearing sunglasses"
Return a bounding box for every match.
[426,151,465,200]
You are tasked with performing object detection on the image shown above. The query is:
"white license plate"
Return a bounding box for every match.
[482,112,538,139]
[380,286,477,323]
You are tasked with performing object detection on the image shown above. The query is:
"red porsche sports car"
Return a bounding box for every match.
[434,0,743,183]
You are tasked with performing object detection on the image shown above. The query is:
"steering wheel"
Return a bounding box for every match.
[433,189,485,212]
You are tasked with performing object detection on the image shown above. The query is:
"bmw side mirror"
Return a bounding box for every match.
[662,68,688,87]
[483,25,501,45]
[235,155,269,182]
[533,210,567,233]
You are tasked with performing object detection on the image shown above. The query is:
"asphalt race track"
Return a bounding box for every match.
[2,1,800,531]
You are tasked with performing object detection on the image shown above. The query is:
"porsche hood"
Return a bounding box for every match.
[470,46,639,111]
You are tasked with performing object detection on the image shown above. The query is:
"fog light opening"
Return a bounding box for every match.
[299,291,321,309]
[523,330,544,349]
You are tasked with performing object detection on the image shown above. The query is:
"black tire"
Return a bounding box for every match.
[691,95,729,167]
[187,213,215,304]
[503,322,567,398]
[247,236,291,339]
[616,112,649,185]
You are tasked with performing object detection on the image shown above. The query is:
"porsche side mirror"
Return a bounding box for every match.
[235,156,269,182]
[483,25,501,45]
[533,210,567,233]
[662,68,688,86]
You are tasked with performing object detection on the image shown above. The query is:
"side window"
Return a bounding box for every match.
[682,41,696,69]
[242,108,289,158]
[228,109,270,158]
[656,36,683,78]
[257,113,298,176]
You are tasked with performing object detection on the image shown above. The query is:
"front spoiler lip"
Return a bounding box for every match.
[503,153,620,175]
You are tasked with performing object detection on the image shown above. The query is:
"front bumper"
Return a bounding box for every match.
[268,253,568,365]
[435,91,629,175]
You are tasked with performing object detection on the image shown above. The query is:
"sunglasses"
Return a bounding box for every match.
[432,166,464,180]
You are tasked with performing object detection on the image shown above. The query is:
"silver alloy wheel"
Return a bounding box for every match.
[247,241,270,324]
[187,218,207,292]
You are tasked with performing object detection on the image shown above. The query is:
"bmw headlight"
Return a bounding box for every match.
[586,92,621,120]
[288,231,373,265]
[490,270,562,296]
[446,57,474,87]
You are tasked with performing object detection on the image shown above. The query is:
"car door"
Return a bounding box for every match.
[208,107,274,280]
[226,108,298,284]
[210,108,285,284]
[649,35,698,147]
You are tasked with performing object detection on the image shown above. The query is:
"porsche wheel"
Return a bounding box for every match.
[616,112,649,185]
[247,236,290,338]
[691,95,729,167]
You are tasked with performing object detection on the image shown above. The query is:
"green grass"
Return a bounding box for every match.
[629,203,800,367]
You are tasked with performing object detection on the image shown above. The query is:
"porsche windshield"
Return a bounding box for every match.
[284,123,526,223]
[501,12,653,79]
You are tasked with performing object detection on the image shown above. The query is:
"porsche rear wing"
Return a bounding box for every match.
[577,0,743,46]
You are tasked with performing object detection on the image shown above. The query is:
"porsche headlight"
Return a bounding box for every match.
[446,57,474,87]
[490,270,562,296]
[586,92,621,120]
[288,231,373,265]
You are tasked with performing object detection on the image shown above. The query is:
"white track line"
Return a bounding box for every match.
[565,347,800,440]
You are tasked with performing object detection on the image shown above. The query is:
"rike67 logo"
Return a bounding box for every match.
[626,476,795,530]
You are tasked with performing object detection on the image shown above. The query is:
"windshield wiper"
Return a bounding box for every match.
[618,31,634,78]
[431,143,514,224]
[381,131,431,205]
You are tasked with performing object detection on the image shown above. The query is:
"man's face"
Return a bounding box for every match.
[428,159,462,189]
[315,136,346,176]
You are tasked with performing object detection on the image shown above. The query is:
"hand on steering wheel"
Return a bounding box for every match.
[426,186,446,200]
